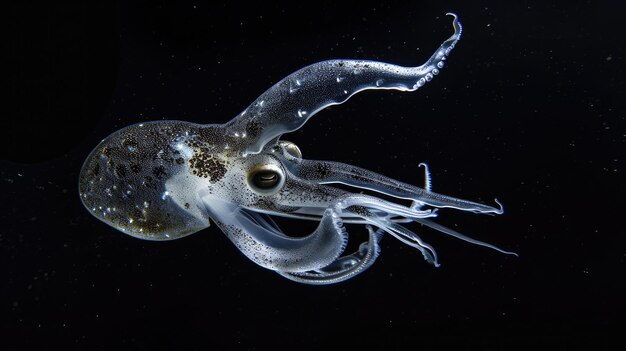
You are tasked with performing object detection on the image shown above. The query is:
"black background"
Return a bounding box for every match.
[2,0,624,349]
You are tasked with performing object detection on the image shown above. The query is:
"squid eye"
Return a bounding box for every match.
[254,171,278,188]
[247,164,285,195]
[278,141,302,159]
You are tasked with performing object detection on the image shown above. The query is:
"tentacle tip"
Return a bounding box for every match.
[445,12,462,38]
[497,248,518,257]
[426,254,440,267]
[494,198,504,214]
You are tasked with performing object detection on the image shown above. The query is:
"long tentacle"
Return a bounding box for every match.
[291,158,503,214]
[333,193,515,262]
[416,218,518,256]
[225,14,462,155]
[202,198,348,272]
[278,225,384,285]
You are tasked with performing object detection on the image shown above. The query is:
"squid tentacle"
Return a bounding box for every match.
[292,158,503,214]
[415,218,518,256]
[277,225,384,285]
[203,198,349,272]
[226,14,462,155]
[331,193,514,264]
[333,194,439,266]
[418,162,432,192]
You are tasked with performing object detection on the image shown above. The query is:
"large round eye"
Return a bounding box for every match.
[247,164,285,195]
[278,141,302,159]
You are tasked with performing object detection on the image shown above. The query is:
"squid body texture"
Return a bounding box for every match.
[79,14,516,285]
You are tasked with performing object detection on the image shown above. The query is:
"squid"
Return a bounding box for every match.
[79,14,516,284]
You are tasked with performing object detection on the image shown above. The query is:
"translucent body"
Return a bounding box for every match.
[79,14,516,285]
